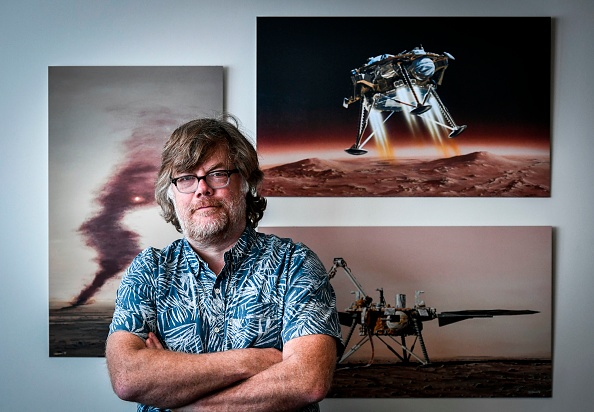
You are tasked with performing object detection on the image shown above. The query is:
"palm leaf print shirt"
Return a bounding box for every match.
[109,227,342,412]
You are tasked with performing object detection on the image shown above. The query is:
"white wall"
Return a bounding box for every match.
[1,1,592,411]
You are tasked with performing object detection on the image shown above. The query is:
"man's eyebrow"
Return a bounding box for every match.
[176,161,228,175]
[205,162,229,172]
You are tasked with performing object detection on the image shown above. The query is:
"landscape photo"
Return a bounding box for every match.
[49,66,223,356]
[257,17,551,197]
[260,226,552,397]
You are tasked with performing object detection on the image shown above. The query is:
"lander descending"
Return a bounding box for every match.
[343,46,467,155]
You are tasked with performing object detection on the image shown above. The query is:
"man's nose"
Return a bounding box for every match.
[194,177,213,196]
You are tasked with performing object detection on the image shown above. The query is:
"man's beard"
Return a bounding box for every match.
[178,194,246,244]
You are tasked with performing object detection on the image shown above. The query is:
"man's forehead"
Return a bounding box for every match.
[178,146,231,172]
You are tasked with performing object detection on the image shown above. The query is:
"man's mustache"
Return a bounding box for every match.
[189,200,225,214]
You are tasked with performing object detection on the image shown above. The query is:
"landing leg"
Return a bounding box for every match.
[412,317,431,365]
[428,87,467,138]
[345,100,370,155]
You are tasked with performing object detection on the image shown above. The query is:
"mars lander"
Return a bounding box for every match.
[327,258,538,365]
[343,46,467,155]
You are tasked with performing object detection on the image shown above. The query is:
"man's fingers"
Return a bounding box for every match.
[145,332,165,350]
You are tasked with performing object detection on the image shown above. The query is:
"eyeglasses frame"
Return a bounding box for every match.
[170,169,239,193]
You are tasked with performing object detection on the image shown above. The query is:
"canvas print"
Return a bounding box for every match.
[257,17,551,197]
[49,66,223,356]
[260,226,552,397]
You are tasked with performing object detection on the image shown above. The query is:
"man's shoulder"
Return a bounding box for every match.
[252,229,304,250]
[134,238,187,265]
[249,229,320,265]
[124,238,192,284]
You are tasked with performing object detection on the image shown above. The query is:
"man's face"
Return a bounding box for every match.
[170,147,247,244]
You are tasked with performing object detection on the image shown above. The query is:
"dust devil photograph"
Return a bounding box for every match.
[48,66,223,356]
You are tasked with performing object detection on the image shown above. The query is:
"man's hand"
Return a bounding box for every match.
[145,332,164,350]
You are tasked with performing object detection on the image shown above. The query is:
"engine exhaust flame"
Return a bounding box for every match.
[366,85,461,159]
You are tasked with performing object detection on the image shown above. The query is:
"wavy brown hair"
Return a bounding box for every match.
[155,115,266,233]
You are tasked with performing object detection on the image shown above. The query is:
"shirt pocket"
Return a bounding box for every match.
[228,302,282,348]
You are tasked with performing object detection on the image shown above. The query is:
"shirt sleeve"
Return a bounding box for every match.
[281,244,343,348]
[108,247,159,340]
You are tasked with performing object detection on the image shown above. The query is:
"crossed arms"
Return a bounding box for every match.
[106,330,337,411]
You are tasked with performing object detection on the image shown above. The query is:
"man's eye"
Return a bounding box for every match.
[177,176,196,182]
[209,171,227,178]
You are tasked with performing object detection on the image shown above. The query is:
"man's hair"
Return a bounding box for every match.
[155,115,266,233]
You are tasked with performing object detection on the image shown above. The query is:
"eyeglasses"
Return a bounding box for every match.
[170,169,239,193]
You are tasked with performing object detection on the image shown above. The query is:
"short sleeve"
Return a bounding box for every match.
[109,248,159,340]
[281,245,343,347]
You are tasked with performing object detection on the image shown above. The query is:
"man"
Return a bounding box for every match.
[106,115,342,412]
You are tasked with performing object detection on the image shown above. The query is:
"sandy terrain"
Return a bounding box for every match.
[329,360,552,398]
[49,303,112,357]
[261,151,550,197]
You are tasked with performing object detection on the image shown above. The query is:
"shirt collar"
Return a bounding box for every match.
[181,226,257,273]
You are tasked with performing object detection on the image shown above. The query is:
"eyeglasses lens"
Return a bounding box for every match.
[175,172,231,193]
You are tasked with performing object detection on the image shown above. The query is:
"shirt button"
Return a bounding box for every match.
[215,288,220,294]
[214,327,220,333]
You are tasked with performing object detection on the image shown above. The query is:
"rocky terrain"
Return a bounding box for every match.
[261,151,550,197]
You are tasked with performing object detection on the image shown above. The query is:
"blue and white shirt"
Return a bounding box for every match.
[109,227,342,412]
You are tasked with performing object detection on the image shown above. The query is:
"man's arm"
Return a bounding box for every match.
[105,330,282,409]
[177,333,338,412]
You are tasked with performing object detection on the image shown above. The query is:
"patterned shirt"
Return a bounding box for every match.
[109,227,342,412]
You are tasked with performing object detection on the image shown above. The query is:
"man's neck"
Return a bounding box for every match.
[186,224,246,275]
